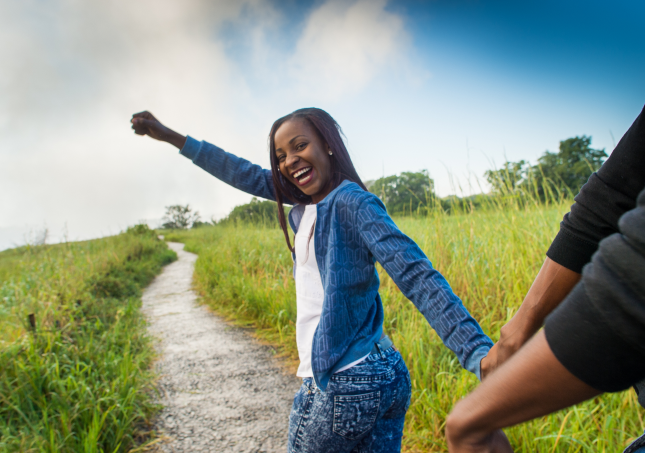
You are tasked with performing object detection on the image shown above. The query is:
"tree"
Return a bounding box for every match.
[484,160,530,193]
[161,204,200,229]
[219,197,289,225]
[533,136,607,195]
[485,135,607,198]
[369,170,435,215]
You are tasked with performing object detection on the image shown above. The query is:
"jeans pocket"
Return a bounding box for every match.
[332,391,381,440]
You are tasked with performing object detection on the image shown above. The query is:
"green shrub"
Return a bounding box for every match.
[0,230,176,452]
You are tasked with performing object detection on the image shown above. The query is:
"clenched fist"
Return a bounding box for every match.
[131,111,186,149]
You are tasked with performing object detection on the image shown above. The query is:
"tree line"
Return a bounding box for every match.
[161,134,607,228]
[484,135,606,200]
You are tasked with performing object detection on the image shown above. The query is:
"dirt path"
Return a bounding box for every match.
[142,242,300,453]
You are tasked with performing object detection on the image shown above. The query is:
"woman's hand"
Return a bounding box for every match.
[482,258,581,378]
[131,111,186,149]
[481,318,533,379]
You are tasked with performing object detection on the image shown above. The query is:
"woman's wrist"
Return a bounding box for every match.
[165,130,187,150]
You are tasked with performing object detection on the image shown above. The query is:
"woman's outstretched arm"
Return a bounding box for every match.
[131,111,287,204]
[355,193,493,380]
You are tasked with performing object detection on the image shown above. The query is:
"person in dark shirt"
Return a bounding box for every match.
[447,104,645,453]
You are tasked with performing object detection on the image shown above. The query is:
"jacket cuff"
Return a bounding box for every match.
[180,135,201,161]
[465,345,490,381]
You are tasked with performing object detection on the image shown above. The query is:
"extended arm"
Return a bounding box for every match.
[447,187,645,452]
[485,104,645,376]
[180,137,283,203]
[356,195,493,379]
[131,111,286,203]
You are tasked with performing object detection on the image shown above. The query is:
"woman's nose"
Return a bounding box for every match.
[285,153,300,169]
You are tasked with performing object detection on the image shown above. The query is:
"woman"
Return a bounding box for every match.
[131,108,493,453]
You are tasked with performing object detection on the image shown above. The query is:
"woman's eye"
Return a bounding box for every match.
[296,143,306,151]
[277,155,285,162]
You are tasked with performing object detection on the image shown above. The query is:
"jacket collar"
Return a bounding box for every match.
[288,180,356,234]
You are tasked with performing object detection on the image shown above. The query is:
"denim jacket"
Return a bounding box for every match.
[181,136,493,390]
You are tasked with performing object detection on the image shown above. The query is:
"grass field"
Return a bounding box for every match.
[165,201,644,452]
[0,226,176,452]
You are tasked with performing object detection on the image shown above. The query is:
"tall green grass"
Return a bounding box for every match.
[165,199,643,452]
[0,226,176,452]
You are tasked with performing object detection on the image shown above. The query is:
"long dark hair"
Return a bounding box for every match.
[269,108,367,252]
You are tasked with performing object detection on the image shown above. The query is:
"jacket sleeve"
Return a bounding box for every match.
[356,195,493,380]
[180,136,293,204]
[545,187,645,392]
[546,104,645,273]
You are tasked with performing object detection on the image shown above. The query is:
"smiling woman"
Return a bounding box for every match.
[131,107,493,453]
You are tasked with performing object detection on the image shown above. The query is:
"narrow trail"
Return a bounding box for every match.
[142,242,300,453]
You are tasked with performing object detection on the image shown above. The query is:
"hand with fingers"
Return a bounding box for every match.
[131,111,187,149]
[479,326,526,380]
[480,258,582,380]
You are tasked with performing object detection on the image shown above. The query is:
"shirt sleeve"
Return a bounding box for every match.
[180,136,293,205]
[356,195,493,380]
[545,187,645,392]
[546,104,645,273]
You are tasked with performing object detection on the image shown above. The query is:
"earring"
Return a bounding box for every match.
[328,151,333,155]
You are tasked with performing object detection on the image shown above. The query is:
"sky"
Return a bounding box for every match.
[1,0,644,250]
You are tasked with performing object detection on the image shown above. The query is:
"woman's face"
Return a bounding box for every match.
[274,118,333,204]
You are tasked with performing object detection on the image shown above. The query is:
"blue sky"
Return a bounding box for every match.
[0,0,643,250]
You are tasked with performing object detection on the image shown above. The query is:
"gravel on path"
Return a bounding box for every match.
[142,242,300,453]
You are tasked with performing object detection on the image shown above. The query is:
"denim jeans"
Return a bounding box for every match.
[288,346,412,453]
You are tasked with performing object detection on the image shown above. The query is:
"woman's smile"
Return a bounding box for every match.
[292,166,314,186]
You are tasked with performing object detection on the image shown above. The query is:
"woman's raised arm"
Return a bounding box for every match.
[131,111,286,204]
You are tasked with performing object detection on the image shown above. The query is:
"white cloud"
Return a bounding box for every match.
[0,0,415,250]
[288,0,409,100]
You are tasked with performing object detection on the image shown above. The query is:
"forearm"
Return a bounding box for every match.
[446,331,599,452]
[502,257,580,342]
[180,137,282,203]
[164,129,187,149]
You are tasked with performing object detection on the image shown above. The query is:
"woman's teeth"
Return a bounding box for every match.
[298,173,312,185]
[294,167,311,178]
[294,167,313,184]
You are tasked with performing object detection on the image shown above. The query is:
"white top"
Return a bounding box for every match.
[295,204,367,377]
